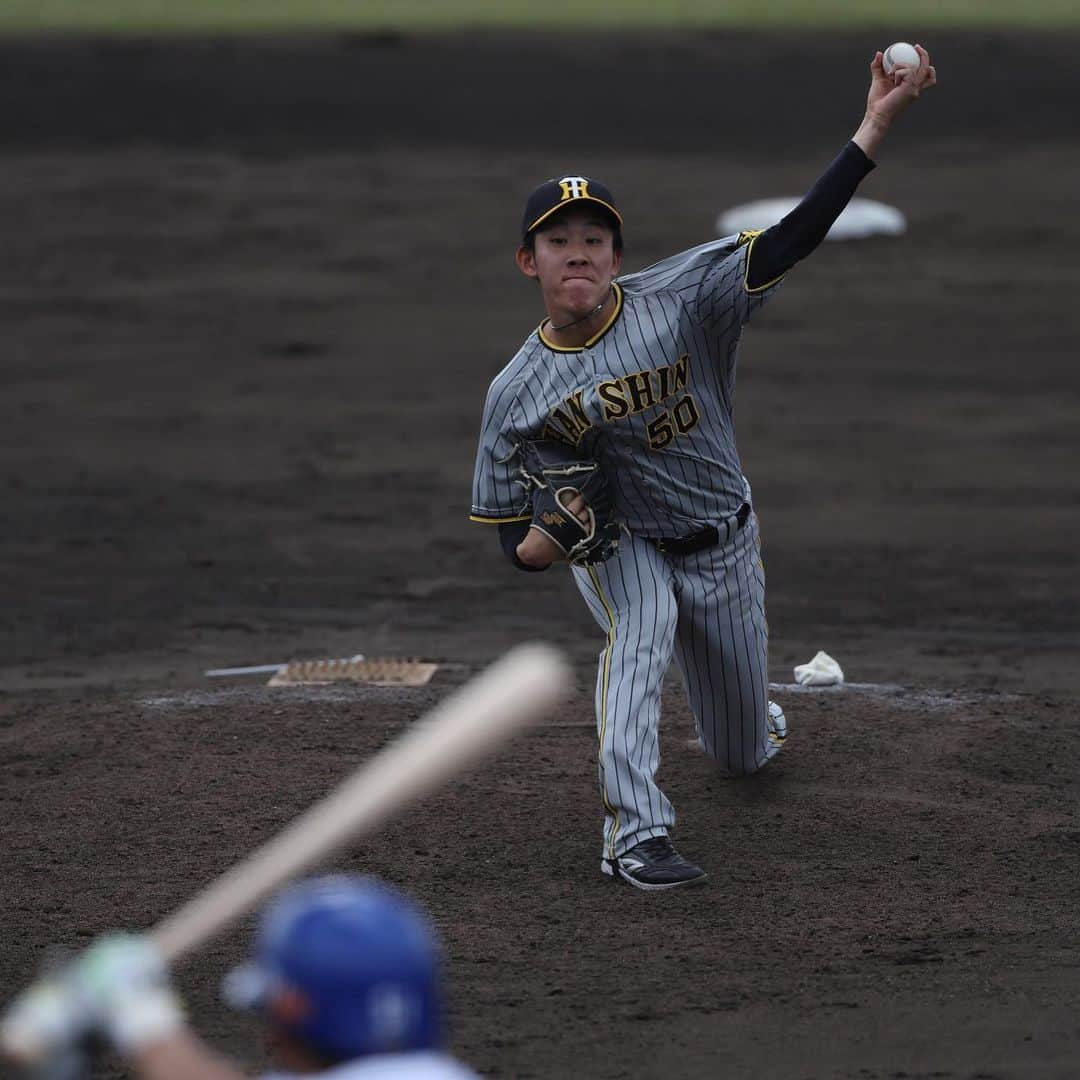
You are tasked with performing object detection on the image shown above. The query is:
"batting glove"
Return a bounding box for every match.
[74,934,184,1055]
[0,967,93,1067]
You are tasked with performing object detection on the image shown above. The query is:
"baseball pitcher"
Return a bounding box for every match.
[471,47,937,889]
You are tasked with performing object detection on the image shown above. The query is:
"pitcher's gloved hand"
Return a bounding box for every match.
[516,439,620,565]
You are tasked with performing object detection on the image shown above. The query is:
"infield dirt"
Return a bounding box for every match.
[2,29,1078,1080]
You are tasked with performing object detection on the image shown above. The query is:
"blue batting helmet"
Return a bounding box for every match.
[223,875,441,1061]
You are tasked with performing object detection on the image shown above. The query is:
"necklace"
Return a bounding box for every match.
[549,285,614,332]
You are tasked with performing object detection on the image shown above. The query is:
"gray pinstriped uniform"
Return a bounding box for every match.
[471,234,786,859]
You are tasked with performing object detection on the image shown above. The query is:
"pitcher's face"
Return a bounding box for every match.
[517,208,621,320]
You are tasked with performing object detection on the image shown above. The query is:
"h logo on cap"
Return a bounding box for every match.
[558,176,590,201]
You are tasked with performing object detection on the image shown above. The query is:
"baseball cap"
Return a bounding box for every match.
[521,174,623,241]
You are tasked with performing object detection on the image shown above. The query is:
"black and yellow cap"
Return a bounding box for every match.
[521,175,623,241]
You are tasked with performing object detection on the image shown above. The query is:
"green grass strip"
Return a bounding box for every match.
[0,0,1077,33]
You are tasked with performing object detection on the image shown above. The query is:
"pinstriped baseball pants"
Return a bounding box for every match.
[572,513,782,860]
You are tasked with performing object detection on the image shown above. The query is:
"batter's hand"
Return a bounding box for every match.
[74,934,184,1055]
[866,44,937,125]
[1,934,181,1068]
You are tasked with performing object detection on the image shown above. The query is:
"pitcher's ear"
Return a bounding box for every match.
[516,246,539,279]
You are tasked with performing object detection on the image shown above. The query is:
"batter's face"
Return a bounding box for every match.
[516,208,622,324]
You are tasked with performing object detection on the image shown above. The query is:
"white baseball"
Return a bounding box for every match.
[883,41,921,76]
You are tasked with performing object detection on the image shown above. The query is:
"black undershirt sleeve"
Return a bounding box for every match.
[499,520,548,572]
[746,141,876,290]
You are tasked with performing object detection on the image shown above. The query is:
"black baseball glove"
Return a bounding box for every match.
[515,439,620,566]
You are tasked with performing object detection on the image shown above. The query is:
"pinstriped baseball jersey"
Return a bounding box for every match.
[470,232,782,535]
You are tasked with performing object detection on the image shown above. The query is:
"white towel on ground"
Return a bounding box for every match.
[794,650,845,687]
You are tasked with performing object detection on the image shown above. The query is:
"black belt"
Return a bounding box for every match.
[650,502,751,556]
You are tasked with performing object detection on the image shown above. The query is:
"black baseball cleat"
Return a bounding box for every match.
[601,836,708,891]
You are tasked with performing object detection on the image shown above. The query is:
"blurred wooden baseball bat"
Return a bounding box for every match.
[1,641,569,1063]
